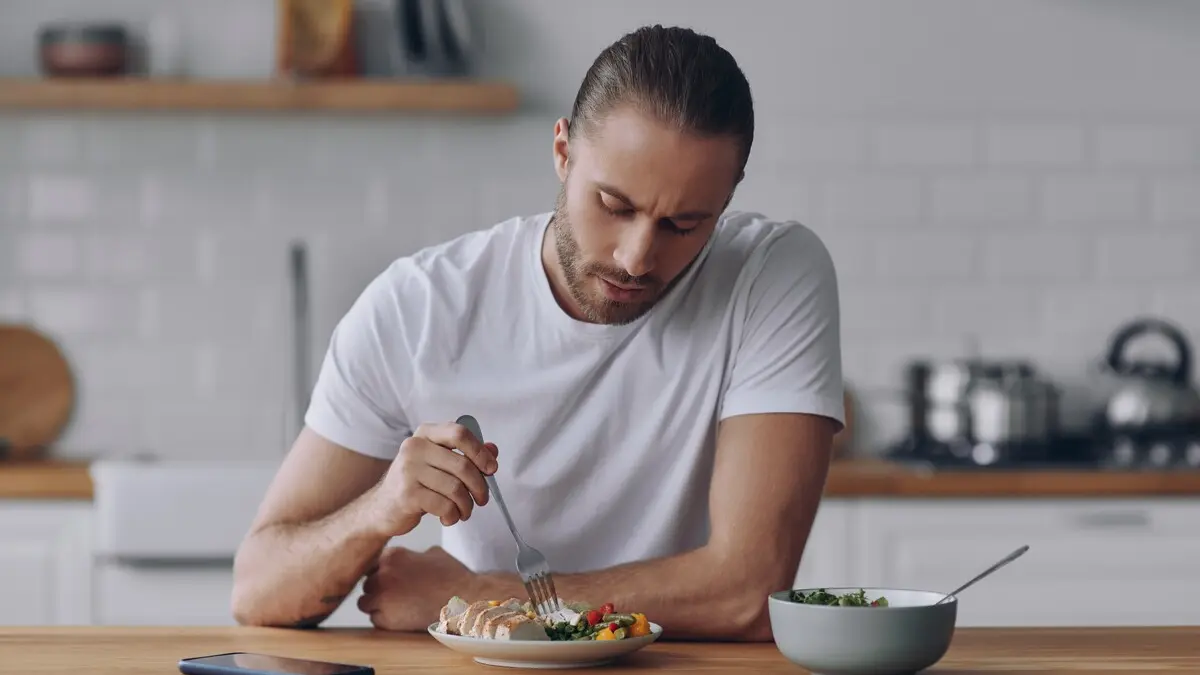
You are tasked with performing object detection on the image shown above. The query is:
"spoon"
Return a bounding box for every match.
[934,544,1029,606]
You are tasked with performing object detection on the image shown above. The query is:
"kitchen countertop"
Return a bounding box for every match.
[822,457,1200,497]
[0,459,92,500]
[5,457,1200,502]
[2,626,1197,673]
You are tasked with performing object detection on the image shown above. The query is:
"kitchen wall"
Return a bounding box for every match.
[2,0,1199,460]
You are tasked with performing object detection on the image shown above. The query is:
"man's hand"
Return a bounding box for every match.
[368,423,500,535]
[358,546,478,631]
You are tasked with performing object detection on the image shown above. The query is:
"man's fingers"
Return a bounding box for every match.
[413,422,497,475]
[411,482,464,525]
[414,466,474,522]
[357,591,377,614]
[486,442,499,458]
[423,446,489,506]
[362,573,379,596]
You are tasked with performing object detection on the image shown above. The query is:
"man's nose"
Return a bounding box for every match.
[612,219,656,278]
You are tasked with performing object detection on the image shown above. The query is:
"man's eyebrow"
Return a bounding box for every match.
[595,183,713,222]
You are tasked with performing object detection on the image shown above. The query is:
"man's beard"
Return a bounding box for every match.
[550,185,663,325]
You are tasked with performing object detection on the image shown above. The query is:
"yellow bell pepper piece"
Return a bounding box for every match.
[595,627,616,640]
[487,600,500,607]
[629,613,651,638]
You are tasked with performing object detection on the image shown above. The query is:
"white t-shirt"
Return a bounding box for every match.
[304,210,844,574]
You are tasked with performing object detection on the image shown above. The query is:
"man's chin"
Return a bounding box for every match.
[582,294,655,326]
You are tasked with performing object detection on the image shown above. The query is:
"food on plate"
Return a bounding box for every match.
[434,596,652,641]
[787,588,889,607]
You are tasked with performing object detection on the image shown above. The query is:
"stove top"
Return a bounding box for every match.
[883,432,1200,472]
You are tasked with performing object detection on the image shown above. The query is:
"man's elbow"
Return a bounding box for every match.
[230,545,293,627]
[231,582,328,628]
[230,576,272,627]
[720,585,779,642]
[710,556,793,642]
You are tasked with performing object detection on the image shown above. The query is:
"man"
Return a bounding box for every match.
[231,24,843,642]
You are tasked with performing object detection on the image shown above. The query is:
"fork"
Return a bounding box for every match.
[456,415,564,617]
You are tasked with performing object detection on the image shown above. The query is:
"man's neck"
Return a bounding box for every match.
[538,217,588,322]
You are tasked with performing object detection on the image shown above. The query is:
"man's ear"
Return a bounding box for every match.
[552,117,570,183]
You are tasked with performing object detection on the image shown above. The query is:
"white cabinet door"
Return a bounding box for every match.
[854,498,1200,627]
[95,564,236,626]
[793,499,856,589]
[0,501,93,625]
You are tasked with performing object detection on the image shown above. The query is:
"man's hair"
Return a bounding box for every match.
[568,25,755,179]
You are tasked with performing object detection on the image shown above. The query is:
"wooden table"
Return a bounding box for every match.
[2,626,1199,673]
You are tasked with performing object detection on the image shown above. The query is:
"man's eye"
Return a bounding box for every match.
[660,219,698,237]
[600,200,633,217]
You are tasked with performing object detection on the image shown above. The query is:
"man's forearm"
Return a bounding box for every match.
[473,544,788,641]
[231,485,393,627]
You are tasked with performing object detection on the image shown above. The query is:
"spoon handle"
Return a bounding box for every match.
[935,544,1030,605]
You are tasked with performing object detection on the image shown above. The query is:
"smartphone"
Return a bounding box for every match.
[178,652,374,675]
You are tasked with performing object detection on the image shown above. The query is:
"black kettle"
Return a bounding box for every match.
[1100,318,1200,431]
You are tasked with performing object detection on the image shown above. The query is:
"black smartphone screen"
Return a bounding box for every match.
[179,652,373,675]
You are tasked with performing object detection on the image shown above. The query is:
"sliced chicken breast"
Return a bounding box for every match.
[436,596,470,634]
[493,614,551,641]
[470,606,518,638]
[455,600,493,635]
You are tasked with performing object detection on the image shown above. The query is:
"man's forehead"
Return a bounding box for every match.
[574,109,740,204]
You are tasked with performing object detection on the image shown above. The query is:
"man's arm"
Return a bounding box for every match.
[473,411,834,641]
[231,427,394,627]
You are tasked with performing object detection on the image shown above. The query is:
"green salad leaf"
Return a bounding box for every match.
[787,588,888,607]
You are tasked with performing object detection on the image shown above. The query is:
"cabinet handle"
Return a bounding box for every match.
[1072,511,1150,529]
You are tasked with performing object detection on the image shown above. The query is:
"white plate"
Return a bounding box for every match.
[427,622,663,669]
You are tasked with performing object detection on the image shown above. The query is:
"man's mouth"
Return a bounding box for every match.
[597,276,650,302]
[600,276,646,291]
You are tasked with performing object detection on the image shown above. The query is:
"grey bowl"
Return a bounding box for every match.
[767,588,957,675]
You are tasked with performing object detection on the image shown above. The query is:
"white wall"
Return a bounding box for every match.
[1,0,1198,460]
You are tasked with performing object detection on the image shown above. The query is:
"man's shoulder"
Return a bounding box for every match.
[708,210,834,278]
[410,212,545,272]
[340,213,546,357]
[374,212,545,286]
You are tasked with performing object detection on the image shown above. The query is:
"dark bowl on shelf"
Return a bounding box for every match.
[38,22,131,77]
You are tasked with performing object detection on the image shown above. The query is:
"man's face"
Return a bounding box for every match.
[547,105,742,325]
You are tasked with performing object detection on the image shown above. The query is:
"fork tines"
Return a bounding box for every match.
[524,571,563,617]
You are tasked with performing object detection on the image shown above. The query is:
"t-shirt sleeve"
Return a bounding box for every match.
[719,225,845,430]
[304,265,414,460]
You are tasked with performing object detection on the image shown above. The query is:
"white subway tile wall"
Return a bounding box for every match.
[0,0,1198,460]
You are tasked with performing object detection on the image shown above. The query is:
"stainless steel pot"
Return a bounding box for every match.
[968,363,1059,446]
[907,360,975,444]
[907,358,1059,447]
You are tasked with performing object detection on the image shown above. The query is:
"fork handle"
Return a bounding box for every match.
[457,415,524,544]
[484,473,524,544]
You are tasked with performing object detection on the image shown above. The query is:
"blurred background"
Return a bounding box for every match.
[1,0,1198,631]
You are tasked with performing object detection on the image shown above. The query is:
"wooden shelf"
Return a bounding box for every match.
[0,78,519,113]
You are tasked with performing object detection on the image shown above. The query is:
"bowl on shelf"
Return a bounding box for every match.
[767,587,957,675]
[38,21,131,77]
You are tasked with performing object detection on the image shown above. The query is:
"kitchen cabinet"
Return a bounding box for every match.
[793,499,857,589]
[0,502,92,626]
[852,498,1200,627]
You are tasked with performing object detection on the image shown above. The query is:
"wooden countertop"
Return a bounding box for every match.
[2,626,1198,673]
[5,457,1200,502]
[822,458,1200,498]
[0,459,92,500]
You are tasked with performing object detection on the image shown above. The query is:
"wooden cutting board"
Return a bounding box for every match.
[0,324,75,461]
